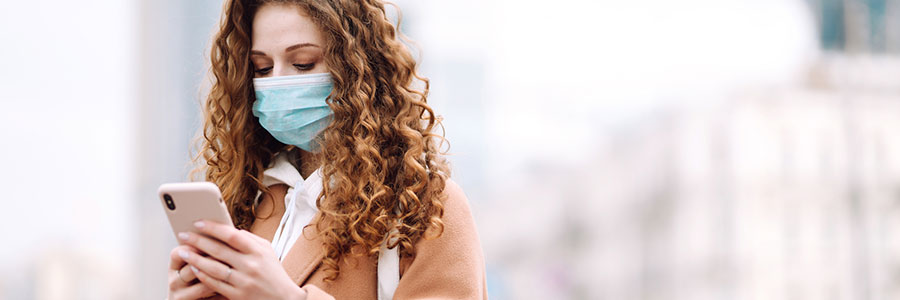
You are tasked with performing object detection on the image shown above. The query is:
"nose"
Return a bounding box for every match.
[271,61,300,77]
[272,65,287,77]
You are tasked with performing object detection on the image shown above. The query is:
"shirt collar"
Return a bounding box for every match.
[262,152,303,188]
[262,152,323,211]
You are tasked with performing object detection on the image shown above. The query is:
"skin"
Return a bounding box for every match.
[167,3,330,299]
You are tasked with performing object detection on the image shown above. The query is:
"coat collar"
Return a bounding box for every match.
[250,212,325,285]
[280,223,325,285]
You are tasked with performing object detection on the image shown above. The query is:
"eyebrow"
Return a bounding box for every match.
[250,43,321,56]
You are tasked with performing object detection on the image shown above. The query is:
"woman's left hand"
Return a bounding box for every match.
[176,220,307,300]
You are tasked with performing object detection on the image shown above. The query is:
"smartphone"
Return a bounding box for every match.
[158,182,234,241]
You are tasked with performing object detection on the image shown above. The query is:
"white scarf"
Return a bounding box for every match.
[257,152,323,261]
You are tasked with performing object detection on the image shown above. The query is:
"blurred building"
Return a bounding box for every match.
[808,0,900,53]
[470,0,900,299]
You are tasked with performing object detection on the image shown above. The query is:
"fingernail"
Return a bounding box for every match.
[190,266,199,273]
[178,232,189,241]
[194,221,204,229]
[178,250,189,259]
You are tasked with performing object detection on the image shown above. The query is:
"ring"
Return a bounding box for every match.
[224,267,233,283]
[177,269,188,284]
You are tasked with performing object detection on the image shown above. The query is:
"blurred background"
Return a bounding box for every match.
[2,0,900,299]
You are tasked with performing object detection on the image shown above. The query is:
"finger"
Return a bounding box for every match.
[172,279,216,300]
[182,249,243,287]
[169,247,203,291]
[178,264,197,283]
[168,270,186,292]
[241,229,272,248]
[169,245,200,270]
[178,231,242,268]
[195,220,257,254]
[192,265,238,299]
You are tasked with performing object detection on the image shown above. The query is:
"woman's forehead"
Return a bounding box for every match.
[251,3,324,54]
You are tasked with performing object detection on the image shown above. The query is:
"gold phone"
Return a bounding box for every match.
[158,182,234,241]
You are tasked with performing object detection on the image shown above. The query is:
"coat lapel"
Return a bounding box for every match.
[249,210,325,286]
[280,224,325,285]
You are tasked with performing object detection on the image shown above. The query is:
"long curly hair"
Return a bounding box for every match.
[194,0,450,280]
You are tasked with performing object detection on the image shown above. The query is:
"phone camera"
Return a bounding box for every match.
[163,194,176,210]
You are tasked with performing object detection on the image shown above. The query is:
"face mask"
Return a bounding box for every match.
[252,73,334,152]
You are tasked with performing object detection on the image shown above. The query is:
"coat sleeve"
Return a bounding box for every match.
[393,180,489,299]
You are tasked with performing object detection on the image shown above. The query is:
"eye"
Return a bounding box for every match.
[254,66,273,75]
[293,63,314,71]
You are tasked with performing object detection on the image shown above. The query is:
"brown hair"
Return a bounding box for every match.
[194,0,450,280]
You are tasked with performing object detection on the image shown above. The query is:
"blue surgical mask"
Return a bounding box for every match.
[252,73,334,152]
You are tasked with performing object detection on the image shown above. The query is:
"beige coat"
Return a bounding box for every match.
[249,180,488,299]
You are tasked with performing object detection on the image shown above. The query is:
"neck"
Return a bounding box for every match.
[295,148,317,179]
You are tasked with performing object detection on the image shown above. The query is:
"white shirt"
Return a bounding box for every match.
[256,152,322,261]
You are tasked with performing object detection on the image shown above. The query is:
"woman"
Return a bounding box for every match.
[165,0,487,299]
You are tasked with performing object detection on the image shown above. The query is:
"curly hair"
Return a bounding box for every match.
[194,0,450,281]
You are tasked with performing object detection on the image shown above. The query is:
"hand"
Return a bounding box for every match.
[176,220,308,300]
[167,244,216,300]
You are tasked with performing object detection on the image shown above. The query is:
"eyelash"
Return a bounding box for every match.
[254,67,273,75]
[293,63,314,71]
[254,63,315,75]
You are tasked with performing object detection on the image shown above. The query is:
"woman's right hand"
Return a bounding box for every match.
[168,245,217,300]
